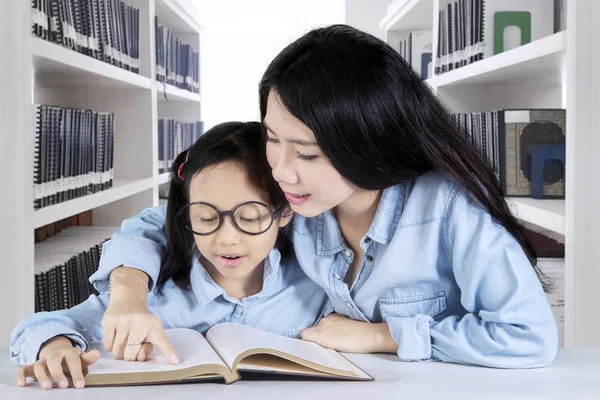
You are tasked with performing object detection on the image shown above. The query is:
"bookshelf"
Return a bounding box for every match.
[0,0,202,344]
[380,0,600,348]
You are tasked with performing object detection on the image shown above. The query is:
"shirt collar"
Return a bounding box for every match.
[316,184,405,255]
[189,247,282,306]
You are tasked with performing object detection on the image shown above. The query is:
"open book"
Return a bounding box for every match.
[85,323,373,386]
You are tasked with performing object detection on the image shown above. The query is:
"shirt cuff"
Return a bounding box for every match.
[90,237,164,292]
[10,323,88,366]
[386,314,434,361]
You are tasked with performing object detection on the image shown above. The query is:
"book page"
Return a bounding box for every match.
[206,323,370,378]
[87,328,227,375]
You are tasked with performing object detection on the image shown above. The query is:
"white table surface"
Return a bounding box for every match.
[1,349,598,399]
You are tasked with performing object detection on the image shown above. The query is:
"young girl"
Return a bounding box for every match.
[10,122,327,390]
[87,25,558,369]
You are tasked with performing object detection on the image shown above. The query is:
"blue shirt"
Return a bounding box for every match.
[10,245,327,366]
[80,172,558,368]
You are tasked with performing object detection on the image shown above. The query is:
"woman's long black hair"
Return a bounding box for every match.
[259,24,548,291]
[156,122,290,293]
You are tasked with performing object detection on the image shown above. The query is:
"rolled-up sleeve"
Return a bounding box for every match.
[89,205,169,292]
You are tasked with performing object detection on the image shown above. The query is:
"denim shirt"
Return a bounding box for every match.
[81,172,557,368]
[10,246,327,366]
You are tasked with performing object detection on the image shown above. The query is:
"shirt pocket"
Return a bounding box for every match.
[379,290,447,322]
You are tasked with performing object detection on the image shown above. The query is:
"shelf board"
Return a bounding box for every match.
[158,172,171,185]
[156,82,201,102]
[155,0,202,33]
[507,197,565,235]
[32,37,152,89]
[34,178,154,229]
[427,31,567,88]
[380,0,433,31]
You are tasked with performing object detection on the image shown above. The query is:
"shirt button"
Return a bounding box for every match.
[347,302,353,309]
[344,250,352,257]
[334,273,342,280]
[235,305,243,314]
[366,255,374,262]
[365,238,372,244]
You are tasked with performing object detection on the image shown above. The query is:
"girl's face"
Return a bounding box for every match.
[264,90,356,217]
[187,161,290,282]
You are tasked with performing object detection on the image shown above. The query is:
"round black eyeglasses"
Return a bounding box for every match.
[179,201,287,236]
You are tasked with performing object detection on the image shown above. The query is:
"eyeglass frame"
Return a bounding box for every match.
[178,201,288,236]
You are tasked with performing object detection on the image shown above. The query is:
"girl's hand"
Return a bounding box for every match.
[102,268,180,364]
[16,336,100,390]
[300,313,399,353]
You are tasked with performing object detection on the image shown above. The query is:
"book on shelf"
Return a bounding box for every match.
[31,0,140,73]
[155,20,200,94]
[436,0,555,75]
[34,105,115,210]
[85,323,373,386]
[538,258,565,347]
[158,119,203,173]
[452,109,565,198]
[396,31,433,80]
[35,226,117,312]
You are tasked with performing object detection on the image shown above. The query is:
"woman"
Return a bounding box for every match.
[94,25,557,368]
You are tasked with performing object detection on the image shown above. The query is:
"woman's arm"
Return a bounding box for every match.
[385,188,558,368]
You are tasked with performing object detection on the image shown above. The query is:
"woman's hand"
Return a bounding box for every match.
[102,267,180,364]
[300,313,399,353]
[16,336,100,390]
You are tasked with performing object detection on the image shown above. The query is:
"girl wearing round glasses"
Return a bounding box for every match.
[10,122,327,389]
[70,25,556,370]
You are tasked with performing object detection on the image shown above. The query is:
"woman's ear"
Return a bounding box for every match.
[278,206,294,228]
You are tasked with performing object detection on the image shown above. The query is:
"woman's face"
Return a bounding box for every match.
[264,90,356,217]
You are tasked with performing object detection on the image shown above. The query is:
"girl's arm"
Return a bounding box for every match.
[90,205,169,294]
[10,294,108,366]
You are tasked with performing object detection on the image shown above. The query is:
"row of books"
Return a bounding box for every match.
[396,31,433,80]
[32,0,140,73]
[158,119,204,173]
[35,226,116,312]
[156,22,200,94]
[34,105,115,210]
[35,210,93,243]
[436,0,555,75]
[452,109,566,199]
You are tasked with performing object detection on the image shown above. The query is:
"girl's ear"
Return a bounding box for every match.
[278,206,294,228]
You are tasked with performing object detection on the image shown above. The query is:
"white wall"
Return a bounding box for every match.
[345,0,390,41]
[180,0,346,129]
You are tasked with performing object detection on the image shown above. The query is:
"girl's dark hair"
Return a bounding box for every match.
[156,121,290,293]
[259,24,548,291]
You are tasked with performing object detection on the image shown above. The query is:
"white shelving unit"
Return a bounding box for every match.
[380,0,600,348]
[0,0,202,345]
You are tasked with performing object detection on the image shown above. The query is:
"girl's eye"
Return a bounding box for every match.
[239,217,259,223]
[200,217,218,223]
[297,152,318,161]
[265,136,279,144]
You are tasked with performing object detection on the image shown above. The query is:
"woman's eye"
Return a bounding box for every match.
[266,136,279,144]
[239,217,259,223]
[297,152,318,161]
[199,217,218,223]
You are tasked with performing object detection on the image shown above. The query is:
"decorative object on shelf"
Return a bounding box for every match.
[34,105,115,210]
[453,109,566,199]
[493,11,531,55]
[158,119,203,173]
[34,226,117,312]
[482,0,554,60]
[31,0,140,73]
[527,144,566,199]
[155,19,200,94]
